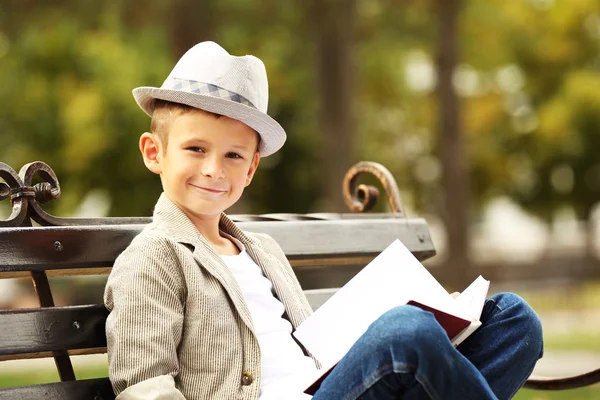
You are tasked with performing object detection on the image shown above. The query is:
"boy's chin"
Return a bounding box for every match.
[189,207,227,218]
[175,202,225,219]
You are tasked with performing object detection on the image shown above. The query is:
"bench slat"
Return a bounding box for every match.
[0,288,338,361]
[0,305,107,357]
[0,218,435,274]
[0,378,114,400]
[0,347,106,362]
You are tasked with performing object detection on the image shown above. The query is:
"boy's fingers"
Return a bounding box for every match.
[451,292,460,299]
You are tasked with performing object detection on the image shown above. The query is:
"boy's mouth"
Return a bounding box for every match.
[191,184,227,194]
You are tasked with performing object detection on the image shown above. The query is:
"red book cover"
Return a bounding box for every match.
[304,364,336,395]
[406,300,471,339]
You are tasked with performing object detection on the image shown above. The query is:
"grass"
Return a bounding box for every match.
[514,386,600,399]
[0,364,107,388]
[544,331,600,352]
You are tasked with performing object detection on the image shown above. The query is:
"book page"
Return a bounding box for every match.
[453,276,490,320]
[292,239,490,393]
[293,239,454,366]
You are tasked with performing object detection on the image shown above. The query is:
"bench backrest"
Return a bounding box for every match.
[0,216,435,399]
[0,160,436,398]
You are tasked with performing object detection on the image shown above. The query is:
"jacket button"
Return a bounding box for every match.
[241,371,253,386]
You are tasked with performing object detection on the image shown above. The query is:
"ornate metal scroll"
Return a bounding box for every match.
[0,162,29,227]
[0,161,62,227]
[0,161,151,227]
[342,161,405,216]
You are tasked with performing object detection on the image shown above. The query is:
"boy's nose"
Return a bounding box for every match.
[201,155,225,180]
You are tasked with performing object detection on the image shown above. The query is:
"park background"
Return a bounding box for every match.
[1,0,600,398]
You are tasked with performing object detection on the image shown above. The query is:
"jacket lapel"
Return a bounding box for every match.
[191,240,256,335]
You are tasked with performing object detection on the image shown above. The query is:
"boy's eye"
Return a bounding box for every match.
[186,147,204,153]
[226,152,243,159]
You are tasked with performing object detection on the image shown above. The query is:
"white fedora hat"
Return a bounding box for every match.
[133,41,286,157]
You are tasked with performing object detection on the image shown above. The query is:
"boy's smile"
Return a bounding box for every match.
[140,109,260,227]
[191,185,227,194]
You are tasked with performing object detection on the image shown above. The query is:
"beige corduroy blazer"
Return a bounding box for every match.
[104,194,316,399]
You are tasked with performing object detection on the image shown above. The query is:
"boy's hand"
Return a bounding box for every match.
[451,292,460,299]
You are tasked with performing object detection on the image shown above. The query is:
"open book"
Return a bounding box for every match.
[292,239,490,395]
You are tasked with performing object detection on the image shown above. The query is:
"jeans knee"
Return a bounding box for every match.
[490,292,544,357]
[491,292,542,331]
[366,305,446,349]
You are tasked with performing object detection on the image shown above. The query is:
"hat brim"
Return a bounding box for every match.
[132,87,286,157]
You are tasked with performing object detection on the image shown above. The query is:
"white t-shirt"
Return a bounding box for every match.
[220,237,317,399]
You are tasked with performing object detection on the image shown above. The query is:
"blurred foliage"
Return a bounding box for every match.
[0,0,599,223]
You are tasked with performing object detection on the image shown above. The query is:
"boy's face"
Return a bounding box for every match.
[140,110,260,222]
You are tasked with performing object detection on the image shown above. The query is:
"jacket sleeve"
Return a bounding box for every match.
[115,375,185,400]
[104,235,187,398]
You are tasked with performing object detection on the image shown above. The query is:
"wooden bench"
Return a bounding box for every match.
[0,161,597,399]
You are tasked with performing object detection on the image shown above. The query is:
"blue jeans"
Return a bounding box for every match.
[312,293,543,400]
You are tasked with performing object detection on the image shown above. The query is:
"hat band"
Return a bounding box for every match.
[164,77,256,109]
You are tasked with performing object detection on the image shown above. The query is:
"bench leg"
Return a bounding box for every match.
[30,270,76,381]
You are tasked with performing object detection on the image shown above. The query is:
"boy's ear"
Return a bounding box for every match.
[245,152,261,186]
[139,132,163,175]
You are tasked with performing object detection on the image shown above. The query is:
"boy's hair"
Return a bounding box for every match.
[151,100,221,149]
[150,100,261,152]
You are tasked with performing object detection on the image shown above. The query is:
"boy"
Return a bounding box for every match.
[104,41,543,400]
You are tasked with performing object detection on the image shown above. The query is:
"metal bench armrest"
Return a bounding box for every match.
[525,368,600,390]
